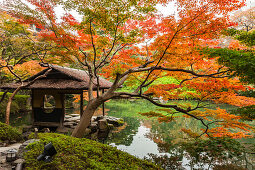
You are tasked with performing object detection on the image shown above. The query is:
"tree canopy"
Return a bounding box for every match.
[1,0,254,138]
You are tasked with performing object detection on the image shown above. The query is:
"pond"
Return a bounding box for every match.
[103,99,255,169]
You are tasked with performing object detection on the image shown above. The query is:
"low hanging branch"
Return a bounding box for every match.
[113,91,213,137]
[5,67,52,125]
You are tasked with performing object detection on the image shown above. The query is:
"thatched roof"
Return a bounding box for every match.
[0,65,113,90]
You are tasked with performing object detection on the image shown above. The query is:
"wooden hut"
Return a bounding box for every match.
[0,65,113,127]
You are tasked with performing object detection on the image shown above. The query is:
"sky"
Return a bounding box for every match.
[1,0,254,16]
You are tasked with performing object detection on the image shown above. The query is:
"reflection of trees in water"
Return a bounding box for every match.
[146,117,203,153]
[106,117,140,146]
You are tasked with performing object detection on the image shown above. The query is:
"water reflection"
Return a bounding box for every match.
[110,121,171,158]
[104,99,255,169]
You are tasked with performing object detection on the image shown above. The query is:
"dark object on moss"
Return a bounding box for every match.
[37,142,57,162]
[0,122,22,143]
[24,133,161,169]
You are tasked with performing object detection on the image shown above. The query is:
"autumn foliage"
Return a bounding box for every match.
[1,0,254,138]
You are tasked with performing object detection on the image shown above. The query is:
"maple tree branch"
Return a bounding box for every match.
[88,19,101,97]
[113,91,212,137]
[135,8,207,95]
[97,9,121,70]
[122,66,229,80]
[6,65,22,82]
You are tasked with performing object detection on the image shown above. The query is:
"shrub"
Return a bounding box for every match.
[24,133,161,170]
[231,105,255,121]
[0,92,29,117]
[0,122,22,142]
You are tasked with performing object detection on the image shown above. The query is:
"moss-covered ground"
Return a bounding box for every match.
[24,133,161,170]
[0,122,22,143]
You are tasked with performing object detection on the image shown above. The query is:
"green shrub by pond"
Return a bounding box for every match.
[0,92,29,117]
[231,105,255,121]
[0,122,22,143]
[25,133,161,170]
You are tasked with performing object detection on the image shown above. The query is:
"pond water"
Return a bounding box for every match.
[103,99,255,169]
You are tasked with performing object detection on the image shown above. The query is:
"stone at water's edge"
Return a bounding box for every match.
[64,115,72,119]
[98,119,108,131]
[69,114,80,117]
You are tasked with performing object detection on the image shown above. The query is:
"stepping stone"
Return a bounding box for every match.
[64,115,72,119]
[70,114,80,117]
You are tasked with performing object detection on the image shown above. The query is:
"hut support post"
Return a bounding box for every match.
[31,90,34,125]
[60,93,65,127]
[102,89,105,116]
[80,91,83,116]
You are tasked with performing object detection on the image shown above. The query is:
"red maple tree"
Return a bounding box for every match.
[3,0,254,138]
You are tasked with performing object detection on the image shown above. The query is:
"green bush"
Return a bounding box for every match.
[25,133,161,170]
[0,92,29,117]
[231,105,255,121]
[238,90,255,98]
[0,122,22,142]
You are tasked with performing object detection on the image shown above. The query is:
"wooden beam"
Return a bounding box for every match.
[31,90,34,125]
[80,91,84,116]
[33,122,60,127]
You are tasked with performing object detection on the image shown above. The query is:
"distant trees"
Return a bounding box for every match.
[231,7,255,32]
[203,6,255,121]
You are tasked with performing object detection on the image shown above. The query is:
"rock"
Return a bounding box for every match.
[91,116,97,121]
[98,130,109,140]
[63,122,75,128]
[42,128,50,133]
[89,123,98,133]
[56,127,73,134]
[16,163,24,170]
[67,116,80,122]
[0,143,22,154]
[22,131,32,141]
[64,115,72,119]
[70,114,80,117]
[96,115,104,121]
[13,159,24,165]
[70,125,76,129]
[22,125,33,133]
[108,124,114,130]
[17,139,39,158]
[98,119,108,131]
[107,117,124,127]
[0,156,6,163]
[84,128,91,135]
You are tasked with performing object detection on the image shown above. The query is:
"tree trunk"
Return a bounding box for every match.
[5,87,22,124]
[71,99,103,138]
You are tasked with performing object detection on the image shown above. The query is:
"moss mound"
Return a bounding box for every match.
[24,133,161,170]
[0,122,22,142]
